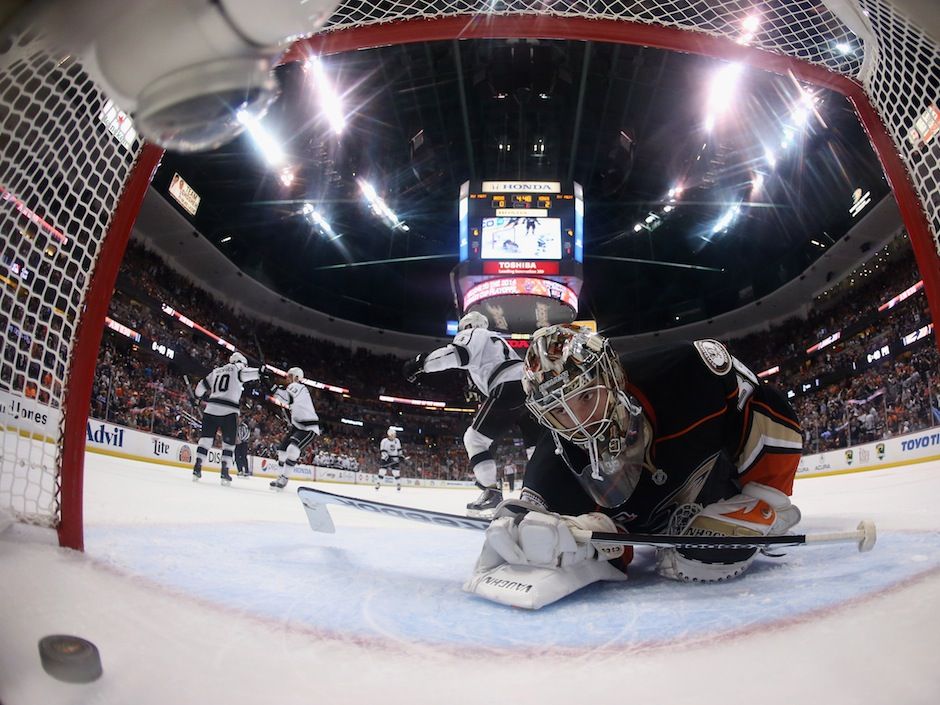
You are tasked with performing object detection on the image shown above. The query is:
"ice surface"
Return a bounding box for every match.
[2,455,940,704]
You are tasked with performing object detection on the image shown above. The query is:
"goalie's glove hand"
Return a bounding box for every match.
[402,353,427,383]
[475,503,624,572]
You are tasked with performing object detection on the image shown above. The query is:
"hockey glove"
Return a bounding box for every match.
[402,353,428,383]
[656,482,801,583]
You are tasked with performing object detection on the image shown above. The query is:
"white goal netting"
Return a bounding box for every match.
[0,0,936,543]
[0,30,143,530]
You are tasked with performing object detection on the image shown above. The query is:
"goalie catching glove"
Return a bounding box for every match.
[463,501,628,609]
[657,482,802,583]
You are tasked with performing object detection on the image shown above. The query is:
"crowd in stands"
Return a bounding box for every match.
[728,235,939,453]
[88,234,938,481]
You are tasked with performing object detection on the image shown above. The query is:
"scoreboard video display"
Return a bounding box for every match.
[459,180,583,264]
[454,180,584,333]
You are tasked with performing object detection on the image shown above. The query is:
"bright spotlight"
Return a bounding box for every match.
[307,56,345,135]
[633,223,643,232]
[237,109,286,167]
[358,178,408,231]
[704,62,744,128]
[742,15,761,33]
[711,204,741,234]
[835,42,853,55]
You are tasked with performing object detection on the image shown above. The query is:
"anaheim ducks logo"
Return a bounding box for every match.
[694,339,732,376]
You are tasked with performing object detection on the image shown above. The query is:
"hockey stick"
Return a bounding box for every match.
[181,374,203,422]
[296,487,877,553]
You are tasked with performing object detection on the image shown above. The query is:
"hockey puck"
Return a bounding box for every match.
[38,635,103,683]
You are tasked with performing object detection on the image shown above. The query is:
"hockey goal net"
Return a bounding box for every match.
[1,0,938,550]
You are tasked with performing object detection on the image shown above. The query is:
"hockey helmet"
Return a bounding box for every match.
[458,311,488,332]
[287,366,304,383]
[230,351,248,367]
[522,325,649,507]
[387,427,397,438]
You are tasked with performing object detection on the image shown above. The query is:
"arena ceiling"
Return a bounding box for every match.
[150,38,891,337]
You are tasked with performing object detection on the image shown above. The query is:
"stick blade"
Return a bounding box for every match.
[300,493,336,533]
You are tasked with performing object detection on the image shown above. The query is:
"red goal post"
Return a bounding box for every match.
[0,0,938,550]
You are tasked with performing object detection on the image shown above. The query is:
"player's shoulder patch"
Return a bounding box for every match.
[453,329,474,347]
[693,339,732,376]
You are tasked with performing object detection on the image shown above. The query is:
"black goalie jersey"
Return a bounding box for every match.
[521,340,803,534]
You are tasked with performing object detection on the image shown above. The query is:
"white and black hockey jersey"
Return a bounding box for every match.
[422,327,523,397]
[273,382,320,432]
[195,363,260,417]
[380,437,402,462]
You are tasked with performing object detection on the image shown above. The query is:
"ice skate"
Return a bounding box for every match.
[192,465,202,481]
[220,469,233,485]
[270,474,289,490]
[466,486,502,517]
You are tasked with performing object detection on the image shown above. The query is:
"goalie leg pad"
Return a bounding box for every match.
[463,559,627,610]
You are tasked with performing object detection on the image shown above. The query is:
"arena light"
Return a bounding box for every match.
[358,178,407,231]
[835,42,854,55]
[757,365,780,378]
[237,109,286,167]
[764,147,777,168]
[306,56,345,135]
[220,236,232,243]
[302,203,339,239]
[704,62,743,130]
[340,418,364,427]
[711,203,741,234]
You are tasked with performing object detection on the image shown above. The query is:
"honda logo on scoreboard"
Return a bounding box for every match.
[483,261,559,275]
[481,181,561,193]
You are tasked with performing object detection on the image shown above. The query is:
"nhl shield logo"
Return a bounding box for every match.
[845,449,854,466]
[178,445,192,463]
[876,443,885,460]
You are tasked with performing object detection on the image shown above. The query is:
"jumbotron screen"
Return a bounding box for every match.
[459,180,583,263]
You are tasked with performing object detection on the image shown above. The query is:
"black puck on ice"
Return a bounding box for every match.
[38,635,103,683]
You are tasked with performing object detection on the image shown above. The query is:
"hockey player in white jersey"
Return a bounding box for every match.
[403,311,540,515]
[192,352,260,485]
[377,427,403,491]
[269,367,321,490]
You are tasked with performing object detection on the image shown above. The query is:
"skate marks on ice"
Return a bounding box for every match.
[86,522,940,652]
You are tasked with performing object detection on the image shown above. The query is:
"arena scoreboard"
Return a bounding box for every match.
[454,180,584,333]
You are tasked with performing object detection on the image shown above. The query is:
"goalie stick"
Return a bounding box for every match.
[297,487,876,553]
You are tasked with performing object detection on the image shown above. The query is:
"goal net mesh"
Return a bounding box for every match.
[0,0,936,534]
[0,30,143,527]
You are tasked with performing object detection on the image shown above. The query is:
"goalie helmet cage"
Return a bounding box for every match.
[0,0,938,551]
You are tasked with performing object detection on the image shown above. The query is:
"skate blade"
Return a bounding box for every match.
[466,508,497,519]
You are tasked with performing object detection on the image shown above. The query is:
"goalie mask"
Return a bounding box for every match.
[522,325,650,508]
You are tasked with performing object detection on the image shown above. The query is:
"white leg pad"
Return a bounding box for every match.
[464,560,626,610]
